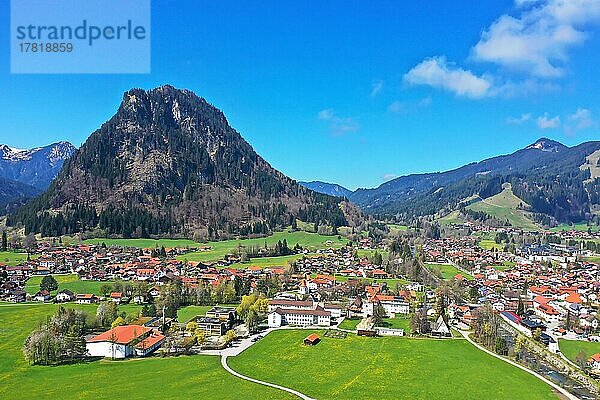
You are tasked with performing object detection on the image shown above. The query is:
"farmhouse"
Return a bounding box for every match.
[86,325,165,359]
[56,289,75,302]
[33,290,51,302]
[76,293,98,304]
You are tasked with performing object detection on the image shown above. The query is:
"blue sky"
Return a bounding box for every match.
[1,1,599,190]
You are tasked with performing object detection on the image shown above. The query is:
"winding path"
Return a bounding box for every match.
[221,355,315,400]
[459,330,579,400]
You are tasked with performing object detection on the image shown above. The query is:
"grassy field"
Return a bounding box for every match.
[24,274,113,296]
[227,254,305,270]
[0,251,36,266]
[379,316,411,331]
[437,210,466,226]
[229,329,556,400]
[479,239,504,250]
[584,256,600,263]
[550,222,600,232]
[338,317,361,330]
[0,304,291,400]
[177,305,213,323]
[177,231,347,263]
[356,249,390,259]
[558,339,600,364]
[425,263,473,280]
[493,261,516,271]
[83,238,201,249]
[467,184,539,231]
[387,224,409,232]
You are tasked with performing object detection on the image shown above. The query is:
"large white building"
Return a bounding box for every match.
[86,325,165,359]
[268,306,331,328]
[363,295,410,317]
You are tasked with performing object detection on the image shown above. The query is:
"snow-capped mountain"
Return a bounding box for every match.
[0,141,76,190]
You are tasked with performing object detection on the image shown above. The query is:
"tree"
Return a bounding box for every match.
[1,230,7,251]
[224,330,237,345]
[236,293,258,320]
[245,308,260,333]
[251,297,270,315]
[24,233,37,252]
[517,298,525,317]
[495,337,508,355]
[100,283,112,297]
[97,301,118,327]
[372,303,385,326]
[195,329,207,347]
[575,350,589,369]
[111,316,126,329]
[40,275,58,292]
[185,321,198,333]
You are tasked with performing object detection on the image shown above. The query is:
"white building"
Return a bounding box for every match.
[363,295,410,317]
[86,325,165,359]
[268,306,331,328]
[268,299,314,313]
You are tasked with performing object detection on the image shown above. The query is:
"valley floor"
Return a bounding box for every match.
[0,303,563,400]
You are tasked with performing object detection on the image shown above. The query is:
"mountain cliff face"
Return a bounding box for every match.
[350,138,600,225]
[9,85,348,237]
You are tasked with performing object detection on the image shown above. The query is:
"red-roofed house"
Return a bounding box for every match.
[86,325,165,359]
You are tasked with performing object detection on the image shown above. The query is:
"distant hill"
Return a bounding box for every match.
[299,181,353,198]
[465,183,539,230]
[0,141,76,212]
[350,138,600,227]
[8,85,351,237]
[0,141,76,190]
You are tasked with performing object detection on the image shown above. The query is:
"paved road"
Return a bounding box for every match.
[221,354,315,400]
[458,330,579,400]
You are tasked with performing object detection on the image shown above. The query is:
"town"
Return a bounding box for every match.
[1,221,599,398]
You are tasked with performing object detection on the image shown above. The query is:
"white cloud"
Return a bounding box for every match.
[569,107,593,129]
[388,97,432,114]
[318,109,359,135]
[370,80,384,97]
[537,113,561,128]
[403,57,492,98]
[472,0,600,78]
[506,113,532,124]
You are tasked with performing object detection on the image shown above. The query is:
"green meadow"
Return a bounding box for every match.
[558,339,600,365]
[0,304,291,400]
[229,329,557,400]
[478,239,504,250]
[0,251,36,266]
[177,230,347,263]
[467,184,539,231]
[24,274,113,296]
[226,254,305,270]
[83,238,201,249]
[425,262,473,280]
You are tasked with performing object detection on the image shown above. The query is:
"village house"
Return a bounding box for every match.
[76,293,98,304]
[56,289,75,302]
[33,290,51,302]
